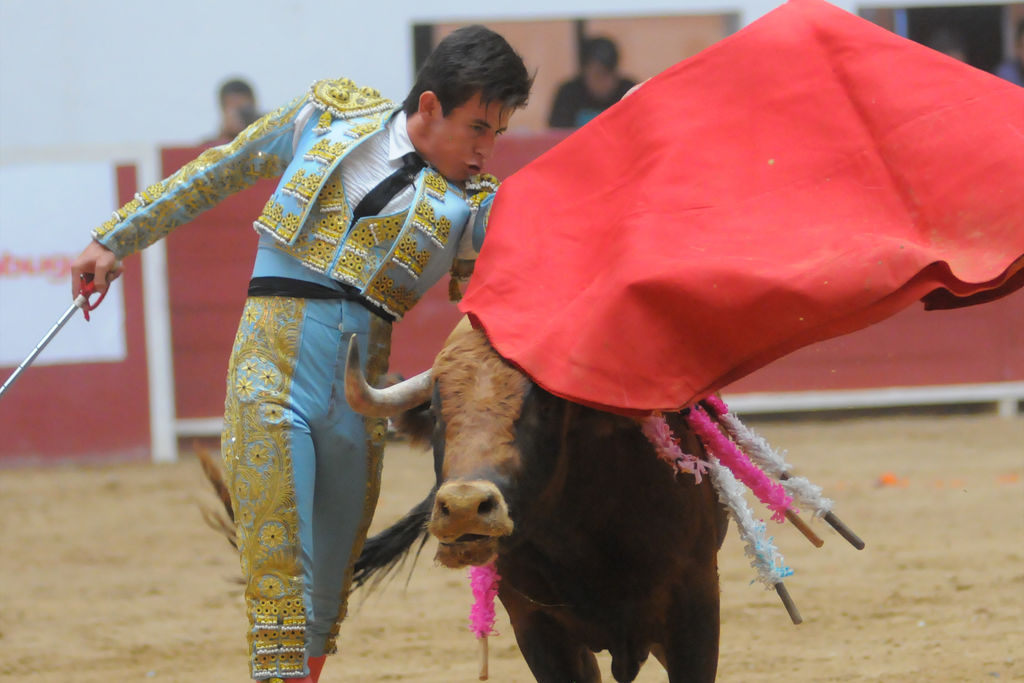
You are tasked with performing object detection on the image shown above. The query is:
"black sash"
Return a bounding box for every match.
[247,276,395,322]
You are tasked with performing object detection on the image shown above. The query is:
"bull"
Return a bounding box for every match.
[347,322,728,683]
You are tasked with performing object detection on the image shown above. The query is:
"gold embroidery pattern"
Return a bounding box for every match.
[95,214,120,238]
[365,271,419,317]
[330,215,406,285]
[91,96,301,254]
[313,111,333,136]
[435,216,452,246]
[344,115,384,140]
[332,251,368,285]
[310,78,393,119]
[423,170,450,201]
[467,190,491,211]
[282,168,325,206]
[311,213,346,245]
[222,297,306,680]
[137,181,167,205]
[100,150,286,254]
[254,200,303,243]
[278,231,335,274]
[94,197,142,238]
[281,213,301,240]
[282,169,306,195]
[304,138,349,166]
[463,174,498,242]
[115,197,142,218]
[394,234,431,278]
[348,215,404,252]
[410,199,451,248]
[464,172,500,194]
[324,317,391,653]
[318,175,349,216]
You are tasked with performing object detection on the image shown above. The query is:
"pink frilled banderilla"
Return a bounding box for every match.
[468,561,500,680]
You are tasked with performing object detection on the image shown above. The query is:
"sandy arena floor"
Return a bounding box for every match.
[1,412,1021,682]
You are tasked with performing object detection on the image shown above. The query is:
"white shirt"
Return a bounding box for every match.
[292,104,418,216]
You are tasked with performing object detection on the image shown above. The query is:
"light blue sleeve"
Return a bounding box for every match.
[457,174,500,259]
[471,192,495,253]
[92,93,308,258]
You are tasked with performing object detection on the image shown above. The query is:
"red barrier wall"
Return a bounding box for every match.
[160,148,275,420]
[0,166,151,463]
[726,293,1023,393]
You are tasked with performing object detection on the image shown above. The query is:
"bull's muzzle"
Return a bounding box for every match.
[429,480,514,568]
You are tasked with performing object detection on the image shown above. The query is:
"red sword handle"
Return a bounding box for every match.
[77,273,109,322]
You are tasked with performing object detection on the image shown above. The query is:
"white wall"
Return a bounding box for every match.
[0,0,834,161]
[0,0,996,162]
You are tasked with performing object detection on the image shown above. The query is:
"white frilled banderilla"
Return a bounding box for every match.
[642,395,864,624]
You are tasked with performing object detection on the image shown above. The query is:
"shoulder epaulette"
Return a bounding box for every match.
[309,77,394,121]
[465,173,500,196]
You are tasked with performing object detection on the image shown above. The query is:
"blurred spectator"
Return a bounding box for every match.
[925,27,968,62]
[204,78,259,145]
[994,19,1023,86]
[549,36,637,128]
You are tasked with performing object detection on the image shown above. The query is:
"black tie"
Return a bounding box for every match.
[350,152,426,224]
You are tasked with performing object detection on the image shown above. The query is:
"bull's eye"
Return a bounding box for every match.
[439,502,450,516]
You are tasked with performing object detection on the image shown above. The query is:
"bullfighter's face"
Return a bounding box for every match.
[413,91,512,182]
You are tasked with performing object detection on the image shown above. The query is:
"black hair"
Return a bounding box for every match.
[219,78,255,105]
[403,25,532,116]
[581,36,620,71]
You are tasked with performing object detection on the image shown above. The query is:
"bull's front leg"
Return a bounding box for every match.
[661,576,721,683]
[501,587,601,683]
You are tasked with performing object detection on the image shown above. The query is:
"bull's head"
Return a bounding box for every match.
[345,322,529,569]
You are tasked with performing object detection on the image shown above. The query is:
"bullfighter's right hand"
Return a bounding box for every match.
[71,240,121,298]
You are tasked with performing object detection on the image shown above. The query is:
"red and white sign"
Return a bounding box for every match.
[0,163,125,366]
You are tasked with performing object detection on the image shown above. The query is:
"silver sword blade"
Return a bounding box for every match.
[0,294,87,400]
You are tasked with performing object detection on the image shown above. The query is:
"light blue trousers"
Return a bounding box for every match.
[222,293,390,680]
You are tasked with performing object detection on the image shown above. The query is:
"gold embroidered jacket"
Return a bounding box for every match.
[92,77,498,319]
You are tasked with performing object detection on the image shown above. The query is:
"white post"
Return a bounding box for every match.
[996,397,1019,419]
[138,151,178,464]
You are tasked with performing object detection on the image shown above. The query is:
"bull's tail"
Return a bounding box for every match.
[196,446,238,550]
[353,489,434,590]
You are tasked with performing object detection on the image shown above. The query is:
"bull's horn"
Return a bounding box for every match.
[345,336,432,417]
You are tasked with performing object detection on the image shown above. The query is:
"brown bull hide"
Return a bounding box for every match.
[433,327,530,483]
[353,329,727,682]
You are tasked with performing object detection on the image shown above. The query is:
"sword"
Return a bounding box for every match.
[0,273,112,400]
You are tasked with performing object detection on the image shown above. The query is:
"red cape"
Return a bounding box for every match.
[461,0,1024,414]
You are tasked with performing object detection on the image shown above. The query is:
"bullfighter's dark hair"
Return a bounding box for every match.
[403,25,533,116]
